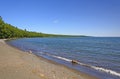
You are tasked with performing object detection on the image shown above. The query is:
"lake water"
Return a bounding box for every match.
[7,37,120,79]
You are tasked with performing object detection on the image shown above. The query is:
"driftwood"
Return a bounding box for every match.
[71,60,78,64]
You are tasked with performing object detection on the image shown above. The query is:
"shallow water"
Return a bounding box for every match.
[7,37,120,79]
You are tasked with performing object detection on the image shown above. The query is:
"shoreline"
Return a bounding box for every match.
[0,39,99,79]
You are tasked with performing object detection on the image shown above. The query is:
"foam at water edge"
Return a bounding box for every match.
[37,52,71,62]
[77,61,120,77]
[91,66,120,77]
[38,52,120,77]
[76,60,120,77]
[51,55,71,62]
[50,54,120,77]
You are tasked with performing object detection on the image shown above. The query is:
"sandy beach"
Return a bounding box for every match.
[0,39,98,79]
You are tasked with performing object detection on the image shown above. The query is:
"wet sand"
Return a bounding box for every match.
[0,39,98,79]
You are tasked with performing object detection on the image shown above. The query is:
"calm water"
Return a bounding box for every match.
[7,37,120,79]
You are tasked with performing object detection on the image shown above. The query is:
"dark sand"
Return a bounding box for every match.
[0,39,99,79]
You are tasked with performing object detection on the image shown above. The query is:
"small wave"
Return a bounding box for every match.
[38,52,120,77]
[91,66,120,77]
[51,55,72,62]
[77,61,120,77]
[38,52,71,62]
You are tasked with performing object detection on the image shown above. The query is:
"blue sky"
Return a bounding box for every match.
[0,0,120,37]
